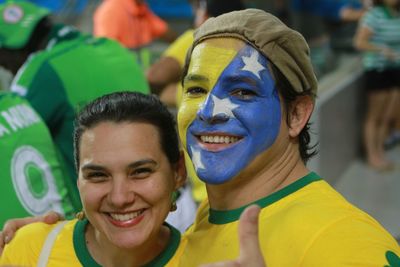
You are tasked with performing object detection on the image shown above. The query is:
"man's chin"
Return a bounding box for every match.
[197,170,236,185]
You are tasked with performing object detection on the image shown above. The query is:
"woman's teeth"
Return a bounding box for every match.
[109,210,143,221]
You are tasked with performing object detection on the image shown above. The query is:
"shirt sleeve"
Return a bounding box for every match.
[0,222,55,266]
[361,9,380,33]
[300,216,400,266]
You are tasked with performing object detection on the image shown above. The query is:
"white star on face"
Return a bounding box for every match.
[241,51,265,79]
[190,147,205,170]
[211,94,239,118]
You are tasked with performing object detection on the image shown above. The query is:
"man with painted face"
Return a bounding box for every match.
[177,8,400,266]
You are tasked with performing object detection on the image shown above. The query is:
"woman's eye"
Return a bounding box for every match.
[186,87,207,96]
[131,168,153,178]
[231,89,257,99]
[85,172,107,181]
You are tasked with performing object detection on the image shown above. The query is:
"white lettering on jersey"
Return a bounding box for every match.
[1,103,40,131]
[0,122,10,137]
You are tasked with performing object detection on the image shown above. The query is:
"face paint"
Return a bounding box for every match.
[178,38,281,184]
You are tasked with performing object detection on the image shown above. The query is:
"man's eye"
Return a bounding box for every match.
[186,87,207,96]
[231,89,257,99]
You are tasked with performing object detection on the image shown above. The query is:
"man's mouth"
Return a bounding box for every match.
[195,134,243,151]
[199,135,240,144]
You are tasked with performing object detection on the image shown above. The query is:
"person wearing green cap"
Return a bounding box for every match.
[0,91,77,228]
[0,0,150,189]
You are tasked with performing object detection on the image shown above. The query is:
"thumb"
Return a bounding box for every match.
[238,205,266,266]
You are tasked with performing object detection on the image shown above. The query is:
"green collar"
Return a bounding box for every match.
[73,219,101,267]
[209,172,322,224]
[143,223,181,267]
[73,219,181,267]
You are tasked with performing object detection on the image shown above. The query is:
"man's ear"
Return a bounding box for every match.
[174,151,187,189]
[287,96,314,138]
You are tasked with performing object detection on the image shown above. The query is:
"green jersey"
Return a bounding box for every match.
[0,92,76,228]
[11,25,150,182]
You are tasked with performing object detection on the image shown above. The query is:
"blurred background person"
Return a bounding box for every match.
[354,0,400,170]
[93,0,178,69]
[288,0,366,76]
[0,91,78,228]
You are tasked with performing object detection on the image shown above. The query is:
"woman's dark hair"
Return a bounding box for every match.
[73,92,180,171]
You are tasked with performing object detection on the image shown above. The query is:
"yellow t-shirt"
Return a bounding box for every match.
[0,219,183,267]
[179,172,400,266]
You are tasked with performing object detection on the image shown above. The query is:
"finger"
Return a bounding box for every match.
[0,231,4,255]
[238,205,266,266]
[42,211,64,224]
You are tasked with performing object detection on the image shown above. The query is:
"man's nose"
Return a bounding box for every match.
[197,94,230,124]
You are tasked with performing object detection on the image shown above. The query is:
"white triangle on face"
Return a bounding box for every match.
[191,147,205,170]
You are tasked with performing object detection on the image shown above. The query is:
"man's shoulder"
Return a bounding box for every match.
[264,179,372,226]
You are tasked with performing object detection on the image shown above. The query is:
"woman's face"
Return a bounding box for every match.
[77,121,181,249]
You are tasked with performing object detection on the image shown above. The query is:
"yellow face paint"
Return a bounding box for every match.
[178,38,244,149]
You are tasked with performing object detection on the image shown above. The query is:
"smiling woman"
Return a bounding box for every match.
[0,92,186,267]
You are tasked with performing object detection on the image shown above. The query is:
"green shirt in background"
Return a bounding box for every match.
[0,92,77,228]
[11,25,150,187]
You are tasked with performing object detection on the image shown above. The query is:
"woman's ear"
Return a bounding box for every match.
[287,96,314,138]
[174,151,187,189]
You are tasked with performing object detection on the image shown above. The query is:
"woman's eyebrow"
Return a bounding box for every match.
[127,159,157,169]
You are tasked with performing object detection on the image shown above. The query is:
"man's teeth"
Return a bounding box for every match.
[110,211,143,221]
[200,135,239,144]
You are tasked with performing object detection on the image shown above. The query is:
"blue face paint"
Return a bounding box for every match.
[186,45,281,184]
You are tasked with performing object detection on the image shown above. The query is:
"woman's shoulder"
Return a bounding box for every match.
[0,221,72,265]
[9,220,76,248]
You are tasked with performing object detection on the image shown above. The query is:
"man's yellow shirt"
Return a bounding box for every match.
[179,172,400,266]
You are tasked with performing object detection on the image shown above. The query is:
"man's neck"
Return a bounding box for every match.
[206,143,310,210]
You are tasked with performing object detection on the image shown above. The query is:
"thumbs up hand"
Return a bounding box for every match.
[200,205,267,267]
